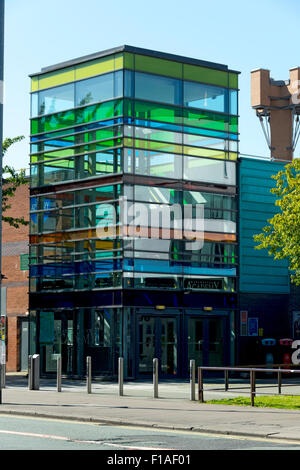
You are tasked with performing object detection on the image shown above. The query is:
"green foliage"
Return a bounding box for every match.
[207,396,300,409]
[253,158,300,285]
[2,135,29,228]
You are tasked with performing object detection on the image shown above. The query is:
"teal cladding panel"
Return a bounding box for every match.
[239,157,290,294]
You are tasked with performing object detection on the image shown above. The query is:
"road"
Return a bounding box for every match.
[1,414,300,452]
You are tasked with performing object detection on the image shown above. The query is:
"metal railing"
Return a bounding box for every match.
[3,358,300,407]
[197,366,300,406]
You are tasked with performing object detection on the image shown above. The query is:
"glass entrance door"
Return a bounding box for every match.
[41,312,74,375]
[138,316,156,375]
[137,315,178,377]
[188,317,225,369]
[160,318,177,376]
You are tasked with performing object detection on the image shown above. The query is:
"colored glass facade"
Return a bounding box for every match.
[29,46,239,378]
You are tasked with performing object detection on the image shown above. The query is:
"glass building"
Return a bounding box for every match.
[29,46,239,378]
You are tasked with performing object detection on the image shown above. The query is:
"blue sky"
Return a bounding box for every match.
[3,0,300,169]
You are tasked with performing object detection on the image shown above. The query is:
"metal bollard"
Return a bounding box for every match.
[28,355,33,390]
[250,369,256,406]
[190,359,195,401]
[32,354,40,390]
[86,356,92,394]
[1,364,5,389]
[57,355,62,392]
[224,369,229,391]
[278,366,282,395]
[153,358,159,398]
[118,357,124,396]
[198,367,204,403]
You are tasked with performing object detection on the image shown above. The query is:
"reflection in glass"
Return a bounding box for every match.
[38,84,75,116]
[135,72,182,106]
[184,81,227,113]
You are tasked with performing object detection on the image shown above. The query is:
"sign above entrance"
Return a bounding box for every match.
[184,278,224,290]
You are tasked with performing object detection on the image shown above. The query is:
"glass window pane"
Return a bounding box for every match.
[134,185,175,204]
[31,93,38,117]
[114,70,123,97]
[38,83,75,116]
[184,81,227,113]
[135,150,182,179]
[230,90,238,115]
[135,72,182,106]
[76,73,114,107]
[183,157,236,185]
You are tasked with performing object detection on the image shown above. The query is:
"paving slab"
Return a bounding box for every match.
[1,376,300,443]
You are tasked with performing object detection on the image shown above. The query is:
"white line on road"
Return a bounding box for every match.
[0,428,174,450]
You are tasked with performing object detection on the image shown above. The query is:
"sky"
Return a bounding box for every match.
[3,0,300,169]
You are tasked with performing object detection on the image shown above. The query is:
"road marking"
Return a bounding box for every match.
[1,414,300,447]
[0,429,69,441]
[104,442,175,450]
[0,428,174,450]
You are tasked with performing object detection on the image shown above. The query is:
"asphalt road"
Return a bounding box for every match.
[1,414,300,452]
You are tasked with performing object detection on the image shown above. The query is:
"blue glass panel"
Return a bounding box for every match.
[30,259,123,277]
[134,72,182,106]
[184,81,228,114]
[229,90,238,115]
[114,70,123,97]
[38,83,75,116]
[31,93,38,118]
[76,72,114,107]
[124,70,134,97]
[183,267,236,276]
[183,126,238,141]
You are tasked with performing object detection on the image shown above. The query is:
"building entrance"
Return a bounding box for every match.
[187,317,226,369]
[40,312,74,375]
[137,315,178,377]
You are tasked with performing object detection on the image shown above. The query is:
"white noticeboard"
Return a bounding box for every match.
[1,340,5,365]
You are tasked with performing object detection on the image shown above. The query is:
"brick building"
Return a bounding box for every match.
[2,181,29,371]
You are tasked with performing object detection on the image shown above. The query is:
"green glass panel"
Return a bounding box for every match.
[134,54,182,79]
[33,110,75,134]
[123,52,134,70]
[130,99,182,125]
[30,99,123,136]
[184,64,228,87]
[229,73,239,90]
[229,116,238,133]
[183,108,230,132]
[31,119,39,135]
[75,99,123,124]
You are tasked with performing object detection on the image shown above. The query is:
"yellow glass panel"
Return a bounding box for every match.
[75,56,115,80]
[183,146,226,159]
[114,53,124,70]
[38,68,75,90]
[31,77,39,92]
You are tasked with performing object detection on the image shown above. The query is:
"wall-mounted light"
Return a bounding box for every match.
[156,305,166,310]
[203,306,213,311]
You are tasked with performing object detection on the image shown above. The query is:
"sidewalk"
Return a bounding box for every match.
[2,374,300,443]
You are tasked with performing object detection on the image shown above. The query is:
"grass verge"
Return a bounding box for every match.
[206,395,300,409]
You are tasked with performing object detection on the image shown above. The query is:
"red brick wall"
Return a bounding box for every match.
[2,183,29,242]
[2,182,29,371]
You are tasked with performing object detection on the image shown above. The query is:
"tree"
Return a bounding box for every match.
[254,158,300,285]
[2,135,29,228]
